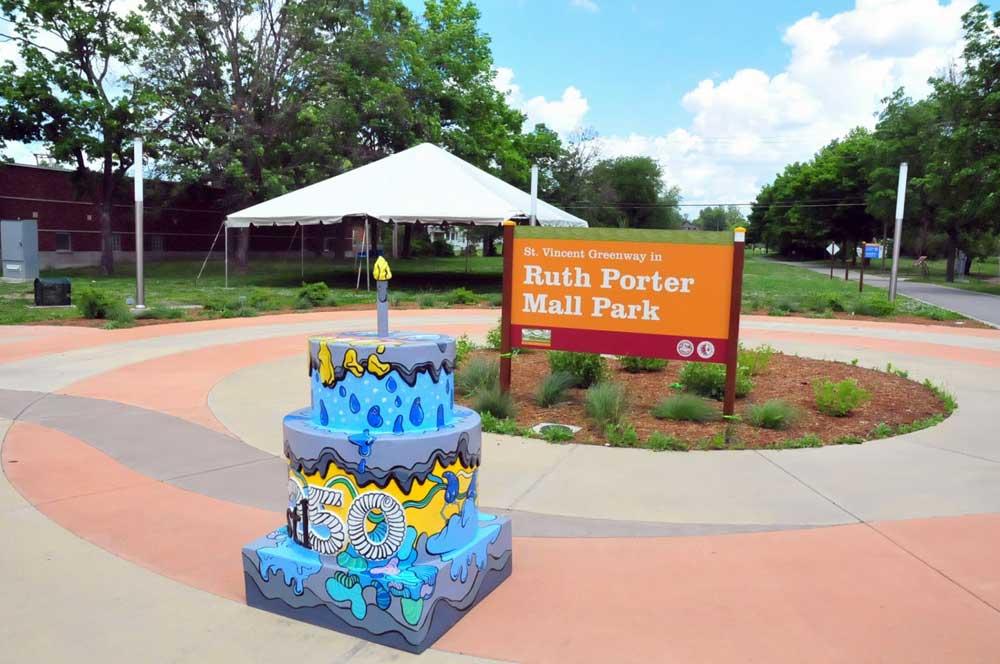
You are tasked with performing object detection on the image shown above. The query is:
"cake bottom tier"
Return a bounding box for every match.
[242,513,512,653]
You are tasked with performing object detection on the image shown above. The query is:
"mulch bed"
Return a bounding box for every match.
[459,350,950,449]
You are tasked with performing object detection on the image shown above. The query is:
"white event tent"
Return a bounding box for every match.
[219,142,587,286]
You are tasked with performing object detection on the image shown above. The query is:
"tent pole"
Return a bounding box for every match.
[356,220,367,289]
[196,219,226,282]
[366,219,370,291]
[224,222,229,289]
[300,223,304,279]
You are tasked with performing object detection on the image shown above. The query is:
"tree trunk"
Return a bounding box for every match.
[945,232,957,282]
[401,224,412,258]
[99,197,114,276]
[99,158,115,276]
[964,256,974,276]
[235,227,250,273]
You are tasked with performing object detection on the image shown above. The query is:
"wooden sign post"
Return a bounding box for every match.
[499,225,746,415]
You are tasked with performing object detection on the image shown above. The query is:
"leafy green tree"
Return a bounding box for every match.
[695,205,745,231]
[0,0,159,274]
[587,156,683,229]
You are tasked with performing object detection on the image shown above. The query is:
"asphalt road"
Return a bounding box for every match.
[780,260,1000,328]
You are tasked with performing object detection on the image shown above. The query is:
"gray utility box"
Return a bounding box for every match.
[2,219,40,282]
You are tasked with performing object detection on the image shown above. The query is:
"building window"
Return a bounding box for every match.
[145,234,164,252]
[323,237,337,253]
[55,232,72,252]
[111,234,122,251]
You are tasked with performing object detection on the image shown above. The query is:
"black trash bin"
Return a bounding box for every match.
[34,277,71,306]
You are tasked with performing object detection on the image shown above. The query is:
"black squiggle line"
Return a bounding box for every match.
[286,433,479,493]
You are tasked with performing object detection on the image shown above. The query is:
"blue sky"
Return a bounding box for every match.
[408,0,977,207]
[464,0,857,136]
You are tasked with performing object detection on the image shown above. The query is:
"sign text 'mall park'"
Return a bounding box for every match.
[506,227,741,363]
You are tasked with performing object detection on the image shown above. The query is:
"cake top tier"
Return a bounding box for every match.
[308,331,456,435]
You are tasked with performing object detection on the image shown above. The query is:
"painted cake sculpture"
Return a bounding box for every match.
[242,257,512,653]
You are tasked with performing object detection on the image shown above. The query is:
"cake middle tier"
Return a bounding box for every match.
[284,405,482,557]
[308,332,456,435]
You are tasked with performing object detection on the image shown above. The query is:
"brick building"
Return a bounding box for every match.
[0,163,359,268]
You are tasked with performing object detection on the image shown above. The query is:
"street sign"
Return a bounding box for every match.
[826,242,840,256]
[863,243,882,259]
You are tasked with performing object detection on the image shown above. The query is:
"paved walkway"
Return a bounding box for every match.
[778,259,1000,327]
[2,310,1000,662]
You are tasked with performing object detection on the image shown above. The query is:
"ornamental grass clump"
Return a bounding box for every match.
[678,362,752,400]
[455,356,499,397]
[646,431,686,452]
[746,399,801,430]
[738,344,775,376]
[535,371,577,407]
[584,381,629,428]
[651,394,721,422]
[471,384,516,420]
[813,378,871,416]
[548,351,607,388]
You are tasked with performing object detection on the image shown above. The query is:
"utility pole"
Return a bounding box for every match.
[889,162,908,302]
[529,165,538,226]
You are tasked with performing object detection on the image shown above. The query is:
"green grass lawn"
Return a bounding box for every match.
[741,256,963,321]
[0,253,963,326]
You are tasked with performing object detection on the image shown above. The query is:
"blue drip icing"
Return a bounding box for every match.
[393,415,404,434]
[256,530,321,595]
[436,404,445,429]
[367,405,383,428]
[409,397,424,426]
[319,400,329,426]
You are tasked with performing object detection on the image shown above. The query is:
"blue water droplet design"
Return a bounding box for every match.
[349,393,361,414]
[359,459,366,473]
[319,400,329,426]
[339,386,347,397]
[394,396,402,408]
[393,415,404,434]
[409,398,424,426]
[386,377,397,393]
[436,404,445,428]
[367,405,383,428]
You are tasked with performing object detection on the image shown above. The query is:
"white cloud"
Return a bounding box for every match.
[494,66,590,135]
[597,0,972,212]
[571,0,599,12]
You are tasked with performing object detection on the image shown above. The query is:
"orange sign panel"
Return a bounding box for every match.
[508,228,738,362]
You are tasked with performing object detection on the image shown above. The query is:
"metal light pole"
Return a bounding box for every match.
[529,165,538,226]
[888,162,908,302]
[134,138,145,309]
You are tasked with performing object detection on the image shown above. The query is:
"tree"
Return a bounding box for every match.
[0,0,159,274]
[587,156,683,229]
[695,206,745,231]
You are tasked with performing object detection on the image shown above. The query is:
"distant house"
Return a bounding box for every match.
[680,219,698,231]
[0,163,360,267]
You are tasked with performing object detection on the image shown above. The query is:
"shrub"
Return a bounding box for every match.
[445,287,477,305]
[869,422,894,439]
[605,422,638,447]
[535,371,576,407]
[678,362,752,400]
[738,344,775,376]
[485,324,502,350]
[135,306,185,320]
[540,425,574,443]
[770,434,823,449]
[584,382,629,427]
[431,238,454,257]
[617,355,668,373]
[813,378,871,416]
[417,293,437,308]
[646,432,686,451]
[75,286,125,319]
[486,293,503,307]
[651,394,721,422]
[480,411,530,436]
[853,298,895,317]
[201,293,242,312]
[296,282,332,308]
[248,287,282,311]
[456,356,499,396]
[746,399,800,430]
[549,351,607,388]
[454,335,475,367]
[471,384,515,419]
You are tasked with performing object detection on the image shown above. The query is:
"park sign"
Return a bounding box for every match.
[499,224,747,414]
